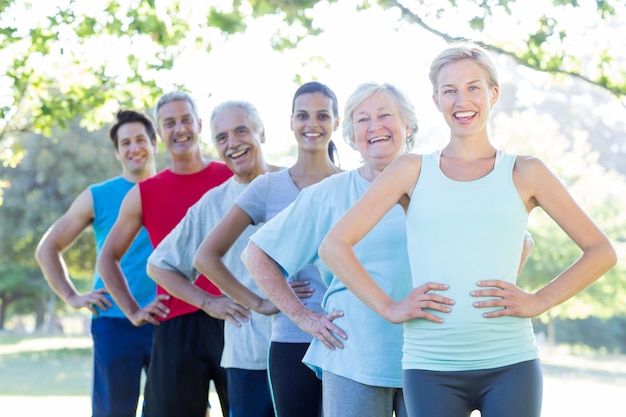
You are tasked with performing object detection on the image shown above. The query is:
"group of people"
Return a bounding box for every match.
[35,43,616,417]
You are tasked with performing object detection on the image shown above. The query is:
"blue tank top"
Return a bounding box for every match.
[91,177,155,318]
[403,151,538,371]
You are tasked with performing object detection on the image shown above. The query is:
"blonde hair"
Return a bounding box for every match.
[428,43,499,95]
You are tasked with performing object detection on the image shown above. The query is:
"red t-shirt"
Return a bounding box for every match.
[140,161,233,320]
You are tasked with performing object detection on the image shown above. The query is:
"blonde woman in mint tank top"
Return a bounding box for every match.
[319,43,616,417]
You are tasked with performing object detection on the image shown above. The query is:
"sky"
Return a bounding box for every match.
[153,2,455,169]
[149,0,624,170]
[4,0,625,169]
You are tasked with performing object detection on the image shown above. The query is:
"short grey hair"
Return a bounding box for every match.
[154,91,200,123]
[342,82,418,152]
[209,100,264,135]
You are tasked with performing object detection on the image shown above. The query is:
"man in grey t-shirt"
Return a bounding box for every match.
[147,100,280,417]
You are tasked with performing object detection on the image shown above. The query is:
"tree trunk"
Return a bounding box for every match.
[44,291,57,334]
[547,318,556,346]
[0,296,6,331]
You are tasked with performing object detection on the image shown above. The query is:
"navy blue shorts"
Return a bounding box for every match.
[227,367,274,417]
[91,317,153,417]
[142,310,228,417]
[403,359,542,417]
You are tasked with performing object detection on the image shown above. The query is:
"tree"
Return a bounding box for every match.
[379,0,625,98]
[491,107,626,343]
[0,0,624,147]
[0,121,118,330]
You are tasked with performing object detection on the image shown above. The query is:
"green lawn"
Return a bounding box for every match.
[0,333,222,416]
[1,333,624,416]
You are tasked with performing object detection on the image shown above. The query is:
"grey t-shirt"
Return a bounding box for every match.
[148,177,271,370]
[234,169,327,343]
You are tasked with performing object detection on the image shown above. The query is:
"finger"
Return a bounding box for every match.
[416,310,448,323]
[150,305,170,318]
[323,329,345,349]
[475,280,507,288]
[481,307,510,318]
[420,300,453,313]
[224,314,243,327]
[145,316,161,326]
[316,330,344,350]
[91,299,110,312]
[469,289,502,298]
[316,334,337,350]
[323,316,347,340]
[289,281,310,288]
[326,310,344,321]
[421,282,450,292]
[156,294,171,301]
[141,313,160,326]
[230,308,251,322]
[423,294,455,306]
[101,297,114,309]
[472,299,505,309]
[294,290,313,299]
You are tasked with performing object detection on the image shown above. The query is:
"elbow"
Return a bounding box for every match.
[318,236,333,265]
[146,263,160,285]
[604,244,618,271]
[241,241,262,273]
[192,255,205,276]
[240,244,252,270]
[97,251,114,282]
[34,245,44,265]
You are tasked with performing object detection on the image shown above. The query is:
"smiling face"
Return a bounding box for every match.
[353,90,410,169]
[156,99,202,157]
[115,121,157,176]
[211,106,266,183]
[290,92,339,155]
[433,59,499,140]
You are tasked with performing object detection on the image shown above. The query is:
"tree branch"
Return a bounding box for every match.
[385,0,626,98]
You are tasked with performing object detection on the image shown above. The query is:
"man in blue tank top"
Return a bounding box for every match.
[35,110,166,417]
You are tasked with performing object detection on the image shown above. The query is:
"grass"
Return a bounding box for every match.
[0,347,91,396]
[1,333,625,416]
[0,334,92,396]
[0,332,222,416]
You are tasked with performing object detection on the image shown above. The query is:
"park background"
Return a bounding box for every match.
[0,0,625,416]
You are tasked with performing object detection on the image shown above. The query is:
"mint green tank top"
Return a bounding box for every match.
[403,151,538,371]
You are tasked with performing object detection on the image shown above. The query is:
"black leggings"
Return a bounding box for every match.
[403,359,542,417]
[268,341,322,417]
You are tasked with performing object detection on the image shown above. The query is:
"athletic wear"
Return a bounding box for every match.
[403,360,542,417]
[235,169,326,417]
[139,161,232,417]
[139,162,233,320]
[148,178,272,371]
[404,151,538,372]
[250,169,411,388]
[91,177,155,318]
[89,176,155,417]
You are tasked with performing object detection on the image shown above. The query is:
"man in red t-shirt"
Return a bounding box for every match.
[99,91,244,417]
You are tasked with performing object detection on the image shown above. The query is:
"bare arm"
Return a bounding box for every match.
[35,189,112,315]
[473,156,617,317]
[194,206,275,314]
[242,241,346,349]
[319,154,454,324]
[147,263,251,326]
[97,186,164,326]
